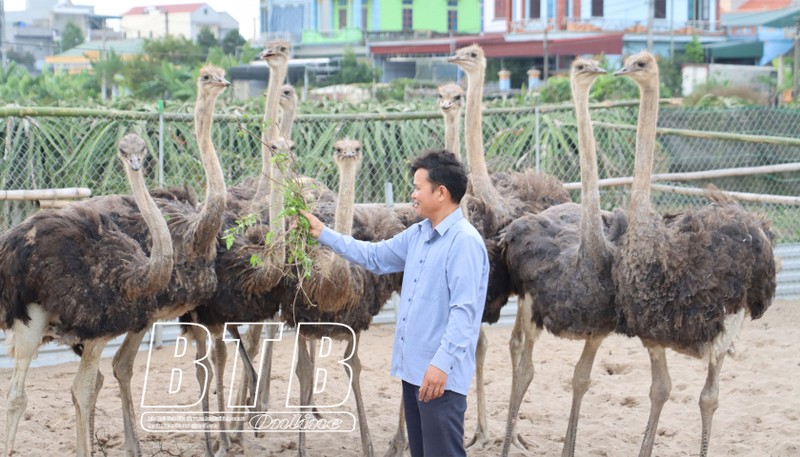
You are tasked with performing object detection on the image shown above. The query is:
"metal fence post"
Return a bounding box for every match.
[534,105,541,172]
[155,99,165,348]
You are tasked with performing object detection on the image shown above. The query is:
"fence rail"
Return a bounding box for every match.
[1,102,799,241]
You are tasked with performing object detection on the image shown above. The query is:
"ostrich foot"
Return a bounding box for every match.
[465,430,490,449]
[382,436,406,457]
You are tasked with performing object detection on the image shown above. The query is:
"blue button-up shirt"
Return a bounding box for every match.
[317,207,489,395]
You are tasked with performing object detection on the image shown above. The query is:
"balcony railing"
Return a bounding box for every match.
[510,17,724,35]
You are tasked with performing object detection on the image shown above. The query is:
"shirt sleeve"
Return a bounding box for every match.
[430,232,488,375]
[317,225,410,275]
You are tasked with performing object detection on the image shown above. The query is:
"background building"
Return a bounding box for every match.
[120,3,238,40]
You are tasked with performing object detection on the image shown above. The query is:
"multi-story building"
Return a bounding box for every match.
[120,3,238,41]
[4,0,121,72]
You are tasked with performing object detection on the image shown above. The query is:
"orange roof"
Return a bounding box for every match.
[736,0,792,11]
[123,3,207,16]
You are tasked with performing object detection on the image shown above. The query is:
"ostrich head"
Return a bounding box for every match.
[279,84,297,109]
[437,83,464,113]
[197,65,230,97]
[118,133,148,172]
[268,137,295,156]
[332,138,363,165]
[259,40,291,69]
[447,44,485,74]
[613,52,659,87]
[571,58,606,85]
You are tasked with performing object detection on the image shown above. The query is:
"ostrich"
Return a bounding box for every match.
[0,134,174,456]
[437,82,464,158]
[104,65,230,456]
[446,43,571,450]
[283,138,404,457]
[498,59,628,457]
[279,84,298,140]
[612,52,776,457]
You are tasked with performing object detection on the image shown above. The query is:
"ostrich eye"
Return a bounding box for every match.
[290,145,296,151]
[453,95,461,101]
[202,74,209,80]
[280,46,287,52]
[470,52,477,58]
[437,94,442,99]
[355,147,361,152]
[576,64,584,71]
[637,61,646,68]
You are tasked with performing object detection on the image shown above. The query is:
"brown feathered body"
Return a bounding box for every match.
[613,201,775,355]
[502,203,628,337]
[0,205,163,341]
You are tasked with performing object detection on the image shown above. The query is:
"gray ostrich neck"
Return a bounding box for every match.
[629,83,660,225]
[464,67,500,207]
[268,157,286,266]
[193,90,227,259]
[254,63,289,202]
[334,161,358,235]
[280,104,296,140]
[573,79,606,259]
[125,166,173,293]
[443,110,461,160]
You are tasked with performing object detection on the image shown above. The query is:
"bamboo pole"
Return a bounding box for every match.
[586,120,800,147]
[651,184,800,206]
[0,188,92,201]
[563,162,800,190]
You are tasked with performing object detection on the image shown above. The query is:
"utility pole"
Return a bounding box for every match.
[543,26,549,81]
[647,0,655,52]
[164,10,169,36]
[0,0,6,69]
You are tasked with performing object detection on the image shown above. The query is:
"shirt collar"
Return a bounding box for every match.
[420,207,463,240]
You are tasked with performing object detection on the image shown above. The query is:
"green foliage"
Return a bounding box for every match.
[196,26,219,60]
[686,35,704,64]
[60,22,84,53]
[323,46,380,86]
[7,49,35,71]
[222,213,258,249]
[143,36,204,67]
[222,30,247,56]
[538,76,571,103]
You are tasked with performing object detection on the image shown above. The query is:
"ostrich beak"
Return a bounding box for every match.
[591,67,607,74]
[129,156,143,171]
[259,49,276,60]
[614,66,632,76]
[447,55,461,63]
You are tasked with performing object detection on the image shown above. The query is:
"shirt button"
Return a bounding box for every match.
[401,337,404,341]
[419,260,423,263]
[402,318,406,322]
[413,279,417,282]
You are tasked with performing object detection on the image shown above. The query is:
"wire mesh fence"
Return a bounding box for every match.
[1,102,799,241]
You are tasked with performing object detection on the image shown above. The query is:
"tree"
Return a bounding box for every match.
[221,30,246,56]
[324,46,379,86]
[60,22,85,53]
[7,49,35,71]
[686,35,704,64]
[143,35,203,66]
[196,26,219,59]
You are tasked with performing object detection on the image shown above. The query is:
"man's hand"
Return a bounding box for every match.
[418,365,447,402]
[299,210,324,239]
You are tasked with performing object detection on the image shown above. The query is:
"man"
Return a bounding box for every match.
[301,149,489,457]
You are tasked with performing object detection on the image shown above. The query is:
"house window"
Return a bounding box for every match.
[655,0,666,18]
[339,8,347,28]
[448,0,458,6]
[591,0,603,17]
[362,5,368,30]
[403,0,413,31]
[495,0,506,19]
[529,0,540,19]
[448,9,458,31]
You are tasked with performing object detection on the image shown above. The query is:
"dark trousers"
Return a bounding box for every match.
[402,380,467,457]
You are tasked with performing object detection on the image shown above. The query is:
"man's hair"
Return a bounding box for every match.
[410,149,468,203]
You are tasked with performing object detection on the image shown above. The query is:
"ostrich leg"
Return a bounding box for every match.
[561,335,604,457]
[345,333,374,457]
[383,399,406,457]
[72,339,107,457]
[210,336,230,456]
[295,335,314,457]
[5,305,48,456]
[698,352,726,457]
[465,327,488,448]
[638,346,671,457]
[190,325,216,457]
[501,296,538,456]
[113,329,147,457]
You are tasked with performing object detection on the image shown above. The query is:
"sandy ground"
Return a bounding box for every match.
[1,299,798,456]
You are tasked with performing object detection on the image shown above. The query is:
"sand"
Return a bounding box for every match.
[1,299,798,456]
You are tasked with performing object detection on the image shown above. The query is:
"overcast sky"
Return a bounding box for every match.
[5,0,261,39]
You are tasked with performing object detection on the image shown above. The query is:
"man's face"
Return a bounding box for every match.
[411,168,443,219]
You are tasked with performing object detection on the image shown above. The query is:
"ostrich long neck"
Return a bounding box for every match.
[268,155,286,266]
[443,110,461,160]
[254,63,289,201]
[280,103,296,140]
[464,66,501,207]
[334,161,358,235]
[629,83,660,224]
[193,90,227,259]
[573,78,606,258]
[125,166,173,294]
